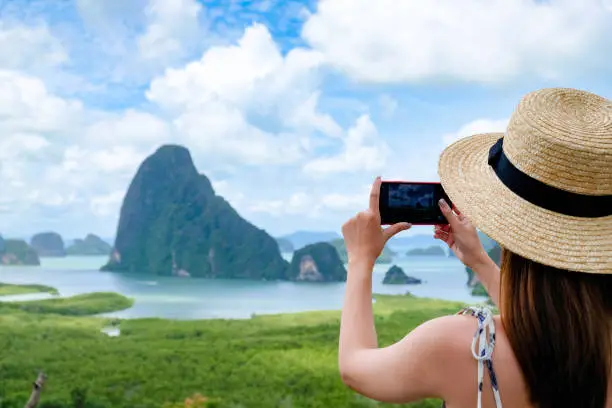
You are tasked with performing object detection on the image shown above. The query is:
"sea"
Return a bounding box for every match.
[0,253,483,320]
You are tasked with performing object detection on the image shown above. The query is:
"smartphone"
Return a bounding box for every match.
[379,181,452,225]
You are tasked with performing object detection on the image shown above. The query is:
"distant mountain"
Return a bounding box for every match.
[387,234,439,250]
[279,231,340,250]
[329,238,395,264]
[30,232,66,257]
[67,234,112,256]
[406,245,446,256]
[276,238,294,253]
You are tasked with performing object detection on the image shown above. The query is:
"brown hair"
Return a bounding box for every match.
[500,249,612,408]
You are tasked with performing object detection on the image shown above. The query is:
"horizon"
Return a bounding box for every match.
[2,0,612,239]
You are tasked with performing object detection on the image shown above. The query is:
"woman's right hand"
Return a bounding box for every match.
[433,199,490,270]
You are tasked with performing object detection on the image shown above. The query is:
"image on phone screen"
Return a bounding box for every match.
[379,182,452,225]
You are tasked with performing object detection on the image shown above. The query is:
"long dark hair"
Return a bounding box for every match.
[500,249,612,408]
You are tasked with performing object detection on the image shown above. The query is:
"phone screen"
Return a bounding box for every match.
[379,181,452,225]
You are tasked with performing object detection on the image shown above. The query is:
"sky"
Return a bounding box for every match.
[2,0,612,240]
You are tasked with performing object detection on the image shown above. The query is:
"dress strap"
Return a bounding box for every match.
[457,306,503,408]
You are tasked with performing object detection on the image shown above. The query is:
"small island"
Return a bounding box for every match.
[30,232,66,257]
[330,238,395,264]
[0,237,40,266]
[382,265,422,285]
[66,234,112,256]
[406,245,446,256]
[288,242,347,282]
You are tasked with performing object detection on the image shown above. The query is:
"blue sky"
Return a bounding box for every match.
[2,0,612,241]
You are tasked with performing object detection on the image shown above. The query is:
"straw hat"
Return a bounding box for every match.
[438,88,612,273]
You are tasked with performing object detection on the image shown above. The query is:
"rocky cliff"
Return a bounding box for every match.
[0,238,40,265]
[382,265,421,285]
[67,234,112,256]
[30,232,65,257]
[101,145,289,279]
[288,242,346,282]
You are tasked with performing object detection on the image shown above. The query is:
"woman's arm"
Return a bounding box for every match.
[434,199,501,308]
[470,256,501,308]
[338,257,466,403]
[338,259,378,362]
[338,178,463,403]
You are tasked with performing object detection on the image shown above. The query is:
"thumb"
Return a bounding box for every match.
[383,222,412,241]
[439,199,460,228]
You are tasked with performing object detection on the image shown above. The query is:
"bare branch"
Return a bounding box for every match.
[24,372,46,408]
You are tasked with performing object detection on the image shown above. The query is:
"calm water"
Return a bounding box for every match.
[0,255,482,320]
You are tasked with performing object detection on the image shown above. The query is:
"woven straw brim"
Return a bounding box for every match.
[438,133,612,274]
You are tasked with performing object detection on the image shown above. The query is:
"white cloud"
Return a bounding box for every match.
[248,188,369,218]
[84,110,170,146]
[303,114,389,176]
[302,0,612,83]
[442,118,509,146]
[0,22,67,72]
[146,23,344,165]
[137,0,203,64]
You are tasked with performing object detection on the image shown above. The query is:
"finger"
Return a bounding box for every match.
[369,176,381,214]
[383,222,412,241]
[439,199,460,229]
[434,231,450,242]
[434,224,450,233]
[451,205,467,222]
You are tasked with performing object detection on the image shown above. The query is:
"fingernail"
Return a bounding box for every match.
[438,199,448,209]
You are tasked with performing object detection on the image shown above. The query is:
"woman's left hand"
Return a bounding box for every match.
[342,177,412,267]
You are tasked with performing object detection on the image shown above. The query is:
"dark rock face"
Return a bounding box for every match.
[30,232,65,257]
[382,265,421,285]
[101,145,289,279]
[0,239,40,265]
[288,242,347,282]
[67,234,112,256]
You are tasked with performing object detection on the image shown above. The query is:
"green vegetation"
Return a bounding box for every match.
[406,246,445,256]
[0,292,133,316]
[330,238,396,264]
[67,234,112,256]
[288,242,347,281]
[0,239,40,265]
[0,288,465,408]
[101,145,289,279]
[0,283,58,296]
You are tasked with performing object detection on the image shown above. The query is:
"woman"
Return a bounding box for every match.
[338,87,612,408]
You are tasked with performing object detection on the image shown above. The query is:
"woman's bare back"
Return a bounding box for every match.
[443,313,612,408]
